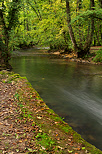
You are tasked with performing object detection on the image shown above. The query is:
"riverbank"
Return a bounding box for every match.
[12,46,102,65]
[0,70,102,154]
[50,46,102,65]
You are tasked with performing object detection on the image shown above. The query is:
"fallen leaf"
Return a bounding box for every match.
[41,146,46,150]
[82,147,85,150]
[19,140,22,143]
[16,149,19,152]
[57,146,63,150]
[39,129,42,133]
[56,134,58,136]
[37,116,42,119]
[68,139,71,141]
[77,147,81,150]
[68,150,73,153]
[49,130,52,134]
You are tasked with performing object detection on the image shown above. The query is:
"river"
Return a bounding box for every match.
[10,50,102,150]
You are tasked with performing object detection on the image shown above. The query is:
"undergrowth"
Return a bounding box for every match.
[93,48,102,62]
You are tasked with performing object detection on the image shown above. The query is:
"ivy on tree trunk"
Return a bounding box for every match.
[0,0,21,70]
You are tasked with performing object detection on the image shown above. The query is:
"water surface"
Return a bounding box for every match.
[10,53,102,150]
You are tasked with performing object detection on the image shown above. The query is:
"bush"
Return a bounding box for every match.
[93,48,102,62]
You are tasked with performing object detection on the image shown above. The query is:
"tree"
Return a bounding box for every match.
[1,0,101,67]
[99,0,102,8]
[27,0,42,21]
[0,0,21,70]
[66,0,95,58]
[33,0,71,51]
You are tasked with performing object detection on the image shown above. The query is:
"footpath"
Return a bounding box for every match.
[0,70,102,154]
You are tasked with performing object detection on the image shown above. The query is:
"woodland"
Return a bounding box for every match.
[0,0,102,69]
[0,1,102,153]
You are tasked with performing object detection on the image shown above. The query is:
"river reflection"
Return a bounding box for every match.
[10,54,102,150]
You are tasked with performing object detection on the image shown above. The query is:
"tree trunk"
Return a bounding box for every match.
[83,0,95,51]
[0,7,10,69]
[0,0,20,70]
[99,0,102,8]
[78,0,95,57]
[99,0,102,42]
[66,0,95,58]
[76,0,83,47]
[66,0,78,52]
[0,37,11,70]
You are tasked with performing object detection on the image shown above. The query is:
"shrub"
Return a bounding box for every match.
[93,48,102,62]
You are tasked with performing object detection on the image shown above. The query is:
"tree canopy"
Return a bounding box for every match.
[0,0,102,69]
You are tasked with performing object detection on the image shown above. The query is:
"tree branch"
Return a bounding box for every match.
[27,1,42,21]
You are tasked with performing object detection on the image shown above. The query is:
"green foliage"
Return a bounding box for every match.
[71,9,102,24]
[93,48,102,62]
[7,0,21,30]
[66,1,102,52]
[8,0,71,51]
[0,0,22,68]
[14,92,19,101]
[36,132,55,150]
[1,0,102,57]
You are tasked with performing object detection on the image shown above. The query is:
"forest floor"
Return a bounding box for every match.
[0,71,102,154]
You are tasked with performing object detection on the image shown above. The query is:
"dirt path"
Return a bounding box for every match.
[0,71,102,154]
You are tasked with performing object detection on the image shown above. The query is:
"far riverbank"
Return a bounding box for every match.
[12,46,102,65]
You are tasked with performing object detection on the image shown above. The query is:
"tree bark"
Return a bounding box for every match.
[76,0,83,47]
[83,0,95,51]
[99,0,102,41]
[66,0,95,58]
[0,0,20,70]
[99,0,102,8]
[66,0,78,52]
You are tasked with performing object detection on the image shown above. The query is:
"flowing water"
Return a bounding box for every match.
[10,51,102,150]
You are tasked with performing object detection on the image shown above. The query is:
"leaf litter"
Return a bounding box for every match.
[0,70,102,154]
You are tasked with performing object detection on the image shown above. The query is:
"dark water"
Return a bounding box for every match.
[10,53,102,150]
